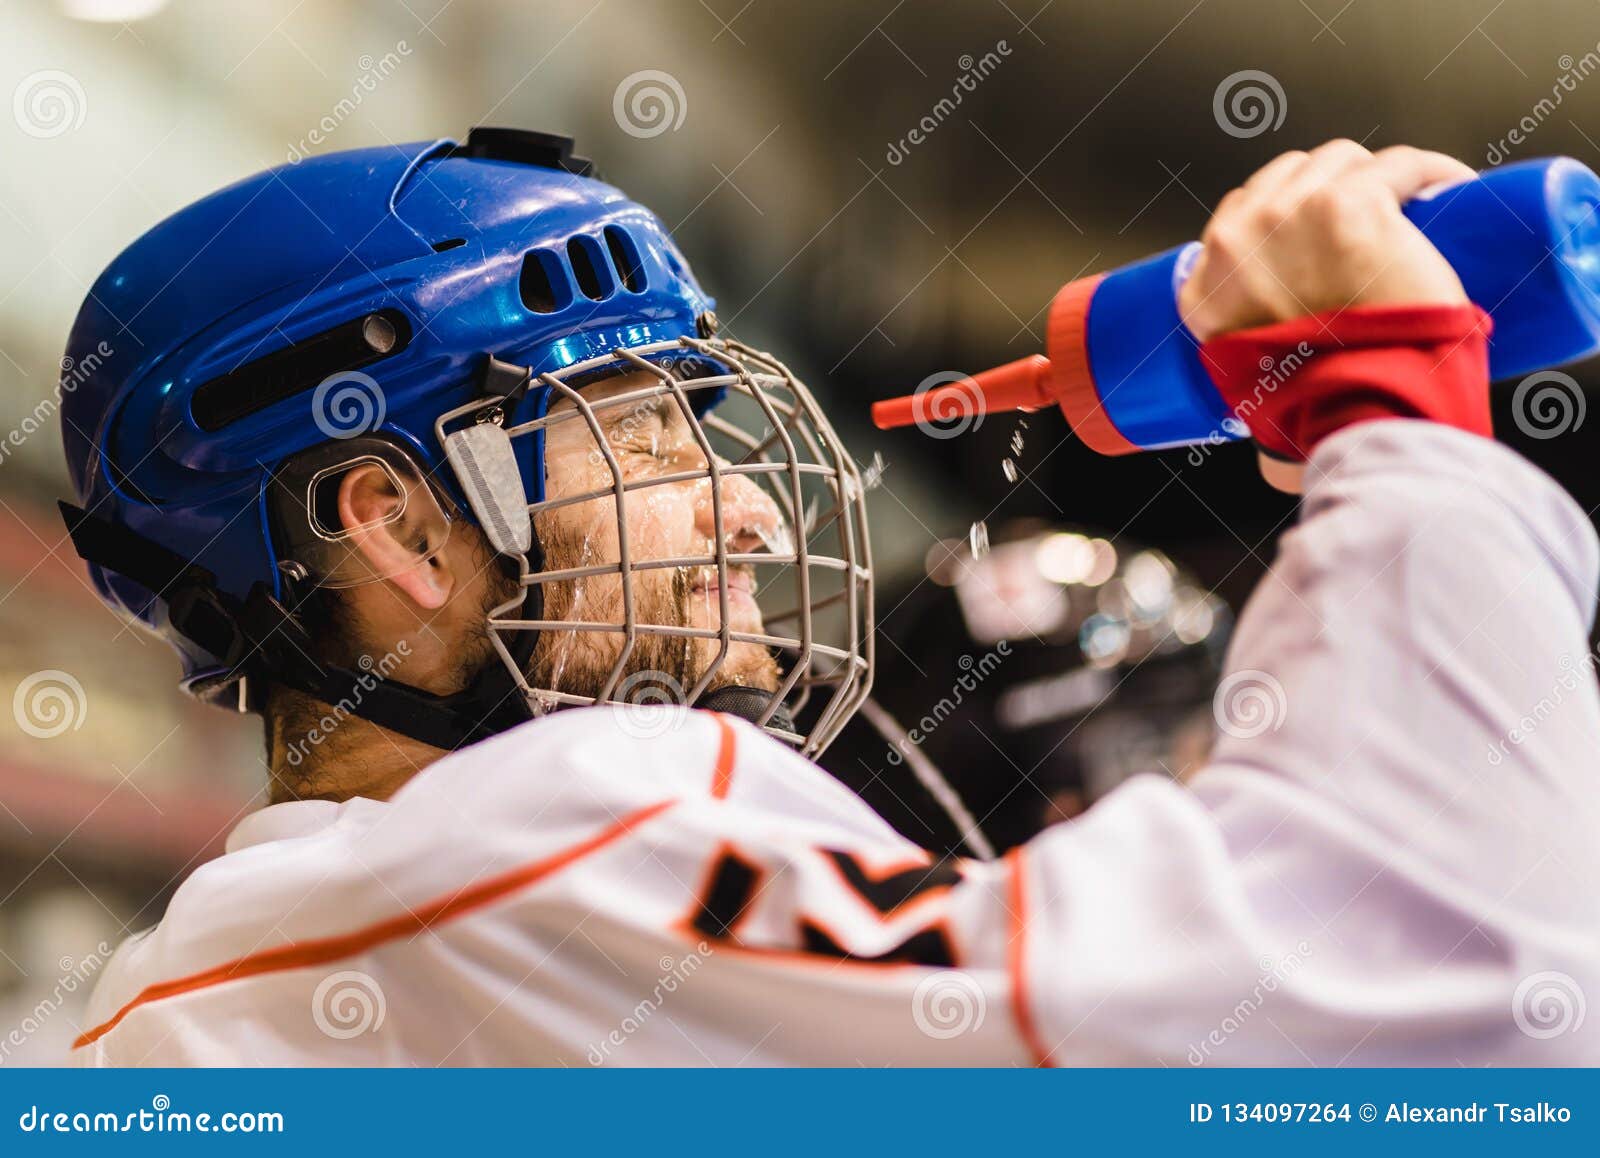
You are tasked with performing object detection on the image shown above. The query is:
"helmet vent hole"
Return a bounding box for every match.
[519,249,568,314]
[566,234,613,301]
[431,237,466,253]
[603,225,646,292]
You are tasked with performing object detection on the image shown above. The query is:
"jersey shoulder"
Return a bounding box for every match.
[77,706,898,1053]
[405,704,731,814]
[404,705,890,839]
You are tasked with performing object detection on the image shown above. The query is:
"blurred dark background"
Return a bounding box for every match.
[3,0,1599,1060]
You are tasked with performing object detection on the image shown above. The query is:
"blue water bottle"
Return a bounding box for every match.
[873,157,1600,454]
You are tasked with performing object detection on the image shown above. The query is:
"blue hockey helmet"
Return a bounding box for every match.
[58,129,873,755]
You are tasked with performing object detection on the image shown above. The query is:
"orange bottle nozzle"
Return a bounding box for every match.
[869,271,1140,455]
[871,355,1053,430]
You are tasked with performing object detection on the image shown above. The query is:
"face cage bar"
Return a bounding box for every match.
[433,336,875,758]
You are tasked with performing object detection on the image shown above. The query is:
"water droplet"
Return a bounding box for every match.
[758,520,795,558]
[1001,418,1026,485]
[547,539,594,695]
[969,520,990,558]
[802,494,820,537]
[861,451,888,491]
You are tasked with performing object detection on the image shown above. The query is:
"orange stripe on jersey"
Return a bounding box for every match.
[73,798,677,1051]
[1006,845,1055,1067]
[709,712,737,799]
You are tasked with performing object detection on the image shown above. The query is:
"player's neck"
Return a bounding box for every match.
[263,686,442,804]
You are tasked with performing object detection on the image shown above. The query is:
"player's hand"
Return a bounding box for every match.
[1178,140,1476,493]
[1179,141,1472,341]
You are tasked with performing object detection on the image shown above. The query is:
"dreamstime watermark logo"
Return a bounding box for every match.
[610,669,689,740]
[1486,46,1600,163]
[12,670,87,739]
[1511,370,1585,440]
[0,340,113,470]
[312,970,386,1039]
[286,43,412,162]
[1187,941,1313,1064]
[283,643,411,767]
[613,70,687,139]
[885,39,1012,166]
[0,941,114,1065]
[312,370,387,440]
[1212,70,1287,139]
[1487,647,1598,766]
[906,371,986,440]
[1512,971,1586,1040]
[1212,669,1286,739]
[13,70,87,139]
[587,942,713,1064]
[912,970,986,1039]
[17,1095,283,1134]
[885,644,1011,765]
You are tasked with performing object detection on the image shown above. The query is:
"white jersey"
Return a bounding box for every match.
[74,421,1600,1066]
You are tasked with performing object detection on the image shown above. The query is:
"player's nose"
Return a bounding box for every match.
[695,463,787,555]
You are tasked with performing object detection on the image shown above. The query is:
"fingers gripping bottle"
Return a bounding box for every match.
[872,157,1600,452]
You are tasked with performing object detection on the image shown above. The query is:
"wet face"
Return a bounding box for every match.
[525,370,786,703]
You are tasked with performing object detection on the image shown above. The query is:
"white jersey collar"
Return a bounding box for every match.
[225,796,386,854]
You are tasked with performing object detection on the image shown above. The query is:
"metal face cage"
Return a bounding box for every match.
[434,337,874,757]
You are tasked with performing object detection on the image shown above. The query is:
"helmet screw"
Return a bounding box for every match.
[696,311,719,338]
[361,313,399,354]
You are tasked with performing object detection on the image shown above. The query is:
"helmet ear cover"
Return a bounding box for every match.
[249,432,547,746]
[269,436,457,591]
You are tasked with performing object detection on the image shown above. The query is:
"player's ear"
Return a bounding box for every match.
[336,462,455,610]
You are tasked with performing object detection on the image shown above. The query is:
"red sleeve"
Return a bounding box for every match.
[1197,303,1493,462]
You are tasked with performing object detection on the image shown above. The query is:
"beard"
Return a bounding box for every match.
[521,514,781,707]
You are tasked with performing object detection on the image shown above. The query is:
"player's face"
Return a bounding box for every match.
[528,370,785,701]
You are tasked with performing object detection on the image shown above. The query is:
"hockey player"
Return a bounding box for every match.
[61,132,1599,1064]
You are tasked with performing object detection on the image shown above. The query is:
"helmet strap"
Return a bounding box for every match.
[58,501,536,752]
